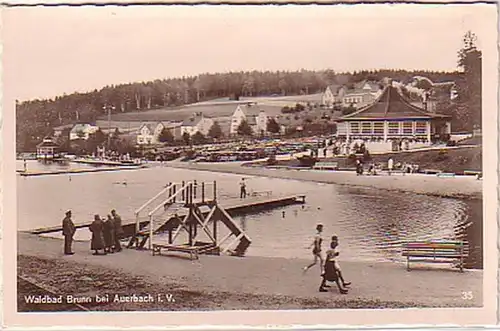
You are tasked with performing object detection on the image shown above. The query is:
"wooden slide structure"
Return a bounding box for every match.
[127,180,251,259]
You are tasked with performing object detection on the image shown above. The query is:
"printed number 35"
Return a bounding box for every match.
[462,291,473,300]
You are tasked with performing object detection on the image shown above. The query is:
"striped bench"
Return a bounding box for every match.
[402,241,468,272]
[313,162,339,170]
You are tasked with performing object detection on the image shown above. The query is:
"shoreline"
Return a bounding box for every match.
[17,233,482,310]
[162,161,483,200]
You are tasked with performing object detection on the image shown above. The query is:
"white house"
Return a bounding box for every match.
[181,113,214,137]
[136,123,155,145]
[342,80,383,109]
[53,124,74,137]
[230,105,268,136]
[321,85,347,108]
[69,123,99,140]
[154,121,183,141]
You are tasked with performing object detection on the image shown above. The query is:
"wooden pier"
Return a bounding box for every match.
[28,194,306,236]
[17,165,146,177]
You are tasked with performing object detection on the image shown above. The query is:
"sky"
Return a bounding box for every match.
[3,4,496,101]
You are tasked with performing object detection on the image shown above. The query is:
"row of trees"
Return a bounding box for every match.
[16,31,481,152]
[16,68,462,152]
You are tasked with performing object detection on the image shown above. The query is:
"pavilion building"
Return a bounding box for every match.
[36,137,61,160]
[336,84,452,152]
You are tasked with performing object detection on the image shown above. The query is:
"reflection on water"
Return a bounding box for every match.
[17,161,483,269]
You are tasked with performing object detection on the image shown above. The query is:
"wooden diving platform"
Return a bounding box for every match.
[28,194,306,235]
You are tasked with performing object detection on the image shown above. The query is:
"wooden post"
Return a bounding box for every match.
[149,215,153,250]
[181,181,185,201]
[201,182,205,203]
[213,212,218,244]
[188,223,193,246]
[173,184,177,203]
[135,213,140,247]
[213,181,217,202]
[168,229,173,244]
[193,180,197,200]
[190,183,194,205]
[168,182,172,198]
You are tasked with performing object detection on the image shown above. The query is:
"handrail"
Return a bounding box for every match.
[135,183,175,215]
[148,183,191,217]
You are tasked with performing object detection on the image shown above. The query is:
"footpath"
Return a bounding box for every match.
[17,233,482,308]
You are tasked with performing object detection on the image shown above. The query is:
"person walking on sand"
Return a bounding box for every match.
[319,236,349,294]
[111,209,124,252]
[387,157,394,176]
[303,223,324,274]
[239,178,247,199]
[89,215,107,255]
[62,210,76,255]
[103,215,115,253]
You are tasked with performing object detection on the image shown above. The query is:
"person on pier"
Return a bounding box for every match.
[62,210,76,255]
[103,215,115,253]
[387,158,394,176]
[89,215,107,255]
[303,223,324,274]
[319,236,350,294]
[111,209,124,252]
[239,178,247,199]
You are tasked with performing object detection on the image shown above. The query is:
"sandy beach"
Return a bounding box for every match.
[163,161,482,200]
[17,233,482,310]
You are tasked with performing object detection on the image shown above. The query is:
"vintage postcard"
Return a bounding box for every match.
[1,3,498,329]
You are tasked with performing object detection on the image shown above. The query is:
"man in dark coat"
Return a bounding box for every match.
[111,209,124,252]
[89,214,106,255]
[62,210,75,255]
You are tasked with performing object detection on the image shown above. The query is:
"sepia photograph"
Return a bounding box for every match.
[2,3,498,328]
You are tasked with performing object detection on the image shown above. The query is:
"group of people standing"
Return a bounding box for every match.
[61,209,124,255]
[303,223,351,294]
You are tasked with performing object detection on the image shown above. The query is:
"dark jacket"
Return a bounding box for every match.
[89,219,105,250]
[62,216,76,237]
[113,214,124,237]
[102,219,115,247]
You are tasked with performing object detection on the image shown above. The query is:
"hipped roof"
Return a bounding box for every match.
[338,85,452,121]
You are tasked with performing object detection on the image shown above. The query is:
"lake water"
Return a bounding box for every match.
[17,160,482,269]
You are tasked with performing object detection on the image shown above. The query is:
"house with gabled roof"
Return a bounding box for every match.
[230,104,268,136]
[321,84,347,108]
[69,123,99,141]
[154,121,182,141]
[342,80,383,109]
[137,123,155,145]
[336,83,452,146]
[181,113,214,137]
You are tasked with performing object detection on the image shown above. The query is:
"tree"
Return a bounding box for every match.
[237,120,253,136]
[93,128,107,145]
[192,131,206,145]
[158,128,174,143]
[267,118,280,134]
[342,104,357,115]
[182,131,191,145]
[455,30,482,131]
[208,121,223,139]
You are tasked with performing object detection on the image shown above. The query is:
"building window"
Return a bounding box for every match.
[350,122,360,134]
[373,122,384,134]
[415,121,427,134]
[361,122,372,134]
[388,122,399,134]
[403,122,413,134]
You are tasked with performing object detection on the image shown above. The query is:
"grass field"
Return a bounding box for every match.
[98,94,324,123]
